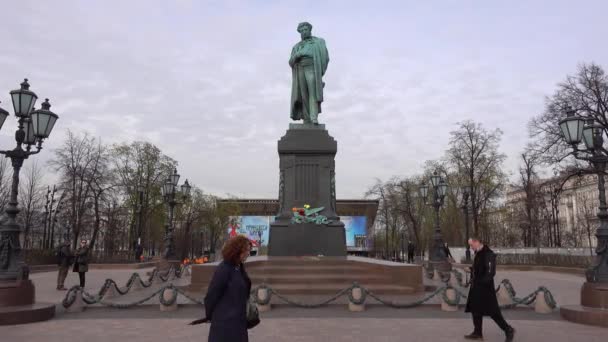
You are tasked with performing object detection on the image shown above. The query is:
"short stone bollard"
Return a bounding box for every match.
[534,291,554,313]
[441,288,459,312]
[160,288,178,312]
[433,269,442,282]
[449,272,461,288]
[65,288,86,313]
[256,287,271,312]
[348,287,366,312]
[496,285,514,306]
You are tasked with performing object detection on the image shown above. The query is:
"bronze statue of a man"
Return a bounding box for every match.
[289,22,329,124]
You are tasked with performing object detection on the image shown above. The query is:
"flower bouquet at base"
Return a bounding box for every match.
[291,204,333,224]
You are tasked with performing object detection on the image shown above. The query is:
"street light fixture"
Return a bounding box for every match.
[0,79,58,323]
[162,168,191,260]
[419,171,451,273]
[0,80,58,282]
[558,107,608,283]
[557,105,608,326]
[135,184,145,258]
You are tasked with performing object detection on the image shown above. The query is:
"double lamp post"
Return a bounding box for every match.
[0,79,59,281]
[558,106,608,284]
[161,168,191,260]
[419,171,451,272]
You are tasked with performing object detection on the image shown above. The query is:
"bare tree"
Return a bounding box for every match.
[513,150,545,247]
[530,63,608,166]
[447,120,507,239]
[366,179,394,258]
[18,161,45,249]
[0,158,12,213]
[112,141,176,252]
[50,130,103,248]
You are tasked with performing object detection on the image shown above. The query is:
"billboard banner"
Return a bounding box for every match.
[228,215,367,247]
[341,216,367,247]
[229,216,273,246]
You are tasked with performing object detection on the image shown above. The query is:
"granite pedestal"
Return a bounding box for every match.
[268,124,346,257]
[561,281,608,327]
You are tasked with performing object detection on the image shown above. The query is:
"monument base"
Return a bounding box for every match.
[268,222,346,257]
[0,279,55,325]
[560,282,608,327]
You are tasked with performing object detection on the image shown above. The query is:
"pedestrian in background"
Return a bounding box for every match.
[443,242,454,263]
[407,240,416,263]
[56,240,73,290]
[72,239,90,288]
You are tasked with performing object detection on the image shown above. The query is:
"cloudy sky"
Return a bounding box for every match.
[1,0,607,199]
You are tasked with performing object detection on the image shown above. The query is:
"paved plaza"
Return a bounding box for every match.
[0,267,605,341]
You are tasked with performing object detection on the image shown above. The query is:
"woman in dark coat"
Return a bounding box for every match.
[465,237,514,341]
[72,239,90,288]
[204,235,252,342]
[443,242,454,262]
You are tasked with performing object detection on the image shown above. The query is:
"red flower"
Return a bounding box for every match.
[298,209,305,215]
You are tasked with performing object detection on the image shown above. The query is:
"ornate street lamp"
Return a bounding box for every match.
[462,185,472,262]
[162,168,191,260]
[420,171,451,273]
[558,108,608,283]
[0,80,58,282]
[135,184,145,261]
[558,106,608,325]
[0,79,58,323]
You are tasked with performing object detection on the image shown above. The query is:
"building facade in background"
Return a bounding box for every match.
[501,173,598,248]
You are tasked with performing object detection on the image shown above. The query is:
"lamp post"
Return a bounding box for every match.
[0,79,59,281]
[419,171,451,272]
[161,169,191,260]
[558,107,608,283]
[462,185,472,262]
[557,105,608,325]
[401,230,406,263]
[0,79,59,324]
[135,184,145,255]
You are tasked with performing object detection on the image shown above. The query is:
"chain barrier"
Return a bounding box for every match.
[61,263,555,312]
[61,265,190,308]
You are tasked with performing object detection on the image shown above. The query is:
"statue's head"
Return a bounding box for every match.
[297,22,312,39]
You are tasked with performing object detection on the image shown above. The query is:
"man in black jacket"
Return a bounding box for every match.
[407,241,416,263]
[465,237,515,341]
[56,240,73,290]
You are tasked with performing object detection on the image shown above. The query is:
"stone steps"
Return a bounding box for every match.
[246,265,376,275]
[249,273,392,285]
[197,283,416,295]
[189,256,424,296]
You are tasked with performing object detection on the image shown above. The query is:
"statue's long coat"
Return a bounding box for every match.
[289,37,329,121]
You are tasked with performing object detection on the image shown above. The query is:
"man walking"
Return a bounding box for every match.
[465,237,515,341]
[56,240,73,290]
[407,240,416,263]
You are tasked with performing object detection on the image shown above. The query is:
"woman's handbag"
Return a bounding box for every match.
[246,295,260,329]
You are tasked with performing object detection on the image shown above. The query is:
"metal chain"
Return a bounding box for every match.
[61,265,188,308]
[268,286,354,308]
[365,285,446,308]
[62,271,556,311]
